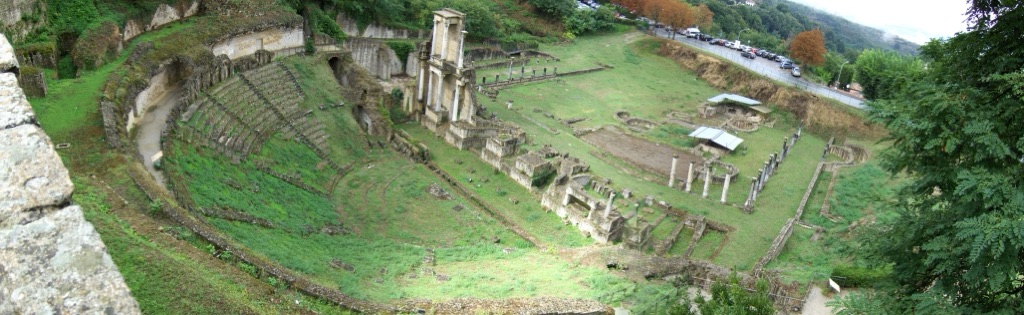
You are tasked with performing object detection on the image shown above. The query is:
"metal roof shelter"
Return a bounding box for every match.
[707,93,772,114]
[689,126,744,151]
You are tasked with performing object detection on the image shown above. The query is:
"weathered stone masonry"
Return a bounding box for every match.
[0,34,139,314]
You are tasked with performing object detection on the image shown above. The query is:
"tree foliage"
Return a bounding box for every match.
[851,2,1024,313]
[788,29,825,66]
[669,274,774,315]
[852,49,924,100]
[564,7,616,37]
[528,0,576,19]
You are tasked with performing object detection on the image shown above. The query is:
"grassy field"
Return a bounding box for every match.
[411,31,830,270]
[161,54,669,305]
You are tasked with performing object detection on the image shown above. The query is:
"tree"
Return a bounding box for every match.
[663,1,694,39]
[787,29,825,66]
[693,4,714,31]
[669,274,774,315]
[852,49,924,100]
[847,2,1024,313]
[528,0,576,19]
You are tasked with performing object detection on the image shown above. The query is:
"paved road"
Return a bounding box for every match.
[653,29,866,109]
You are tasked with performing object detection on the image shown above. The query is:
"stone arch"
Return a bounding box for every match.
[327,55,348,87]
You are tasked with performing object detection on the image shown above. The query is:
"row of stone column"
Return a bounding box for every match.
[668,156,732,204]
[743,127,802,211]
[482,67,557,84]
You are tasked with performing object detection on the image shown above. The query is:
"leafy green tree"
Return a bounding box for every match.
[528,0,576,19]
[851,2,1024,313]
[853,49,924,100]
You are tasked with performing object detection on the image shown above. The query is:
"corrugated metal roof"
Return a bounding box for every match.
[707,93,762,105]
[688,126,744,151]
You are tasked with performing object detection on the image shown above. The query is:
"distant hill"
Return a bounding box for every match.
[694,0,919,56]
[781,0,920,55]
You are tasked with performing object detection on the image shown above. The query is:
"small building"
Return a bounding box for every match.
[689,126,744,152]
[704,93,772,120]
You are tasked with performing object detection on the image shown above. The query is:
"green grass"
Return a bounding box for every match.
[161,54,666,304]
[446,31,830,269]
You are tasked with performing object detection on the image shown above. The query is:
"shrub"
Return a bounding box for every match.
[831,265,890,288]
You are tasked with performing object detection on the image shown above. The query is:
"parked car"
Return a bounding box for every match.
[774,55,786,62]
[791,67,801,77]
[780,61,794,69]
[741,51,756,59]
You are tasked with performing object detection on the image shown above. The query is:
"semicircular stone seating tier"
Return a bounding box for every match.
[178,62,327,160]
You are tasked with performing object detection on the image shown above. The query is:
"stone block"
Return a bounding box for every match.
[0,73,36,130]
[0,35,17,73]
[0,124,73,219]
[0,205,140,314]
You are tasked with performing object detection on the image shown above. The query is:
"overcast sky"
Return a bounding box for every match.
[786,0,971,44]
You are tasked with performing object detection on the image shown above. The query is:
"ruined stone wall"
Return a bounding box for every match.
[0,35,139,314]
[212,26,303,60]
[343,37,405,80]
[123,1,200,42]
[336,12,428,39]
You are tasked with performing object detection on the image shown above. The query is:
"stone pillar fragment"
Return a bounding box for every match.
[685,161,694,193]
[701,166,711,199]
[721,174,731,204]
[604,192,615,218]
[669,155,678,188]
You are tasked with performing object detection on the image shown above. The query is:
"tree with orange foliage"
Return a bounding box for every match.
[693,4,714,31]
[789,29,826,66]
[641,0,670,29]
[663,1,694,39]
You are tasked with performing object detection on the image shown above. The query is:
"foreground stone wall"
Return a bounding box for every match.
[0,35,139,314]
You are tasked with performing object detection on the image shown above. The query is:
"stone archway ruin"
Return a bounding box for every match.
[328,55,348,87]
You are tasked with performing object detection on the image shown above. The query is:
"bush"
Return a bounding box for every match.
[831,265,890,288]
[57,55,77,79]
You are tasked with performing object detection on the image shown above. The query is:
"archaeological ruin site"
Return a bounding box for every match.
[1,1,918,314]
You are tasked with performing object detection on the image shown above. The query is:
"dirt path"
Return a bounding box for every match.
[135,86,182,187]
[802,286,846,315]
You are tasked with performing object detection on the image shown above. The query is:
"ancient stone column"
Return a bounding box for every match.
[457,30,466,68]
[701,166,711,199]
[745,176,757,206]
[450,83,461,121]
[440,21,450,59]
[604,192,616,218]
[752,172,761,201]
[721,173,731,204]
[782,137,789,159]
[669,155,678,188]
[758,164,768,192]
[685,161,694,193]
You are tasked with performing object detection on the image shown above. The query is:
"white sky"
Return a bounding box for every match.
[785,0,971,44]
